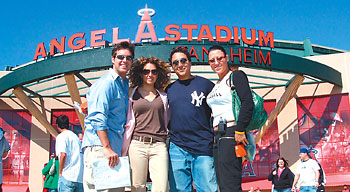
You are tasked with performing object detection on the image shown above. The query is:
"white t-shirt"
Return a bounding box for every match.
[296,158,320,186]
[56,130,83,183]
[207,72,235,127]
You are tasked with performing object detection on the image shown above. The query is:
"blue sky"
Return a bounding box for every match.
[1,0,349,71]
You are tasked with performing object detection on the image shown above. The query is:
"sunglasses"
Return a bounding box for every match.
[116,55,133,61]
[142,69,158,75]
[172,58,188,65]
[208,56,225,64]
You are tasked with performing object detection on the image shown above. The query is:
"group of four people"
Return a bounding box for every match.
[80,41,254,192]
[51,41,252,192]
[47,41,322,192]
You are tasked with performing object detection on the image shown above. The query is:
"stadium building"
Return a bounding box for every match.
[0,6,349,192]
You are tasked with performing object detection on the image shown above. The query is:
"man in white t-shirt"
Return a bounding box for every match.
[56,115,84,192]
[292,148,320,192]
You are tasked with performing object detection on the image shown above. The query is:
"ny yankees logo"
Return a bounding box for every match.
[191,91,205,107]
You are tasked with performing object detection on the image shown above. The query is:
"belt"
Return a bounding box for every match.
[132,135,163,144]
[213,121,236,132]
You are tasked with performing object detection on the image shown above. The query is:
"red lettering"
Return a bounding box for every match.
[68,33,86,50]
[215,26,232,42]
[90,29,106,47]
[165,24,181,41]
[182,24,198,41]
[112,27,130,44]
[189,46,199,61]
[135,10,158,44]
[230,48,242,63]
[197,25,214,41]
[202,47,209,61]
[244,49,252,63]
[259,50,271,66]
[241,28,256,45]
[242,161,256,177]
[254,49,257,64]
[33,42,47,60]
[258,30,274,48]
[233,27,240,44]
[50,37,65,56]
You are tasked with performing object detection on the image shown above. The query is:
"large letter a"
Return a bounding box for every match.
[135,6,158,44]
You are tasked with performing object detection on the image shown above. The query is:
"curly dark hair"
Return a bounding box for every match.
[128,57,171,90]
[275,157,289,168]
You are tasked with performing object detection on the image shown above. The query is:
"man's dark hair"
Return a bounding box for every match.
[112,41,135,58]
[208,45,227,56]
[56,115,69,129]
[169,47,191,63]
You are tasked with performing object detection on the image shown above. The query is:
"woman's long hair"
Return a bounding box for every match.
[128,57,171,90]
[276,157,289,168]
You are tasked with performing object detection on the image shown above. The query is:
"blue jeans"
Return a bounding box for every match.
[58,176,84,192]
[300,186,317,192]
[168,142,218,192]
[273,189,291,192]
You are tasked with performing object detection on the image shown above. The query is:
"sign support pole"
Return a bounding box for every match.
[255,74,305,144]
[64,73,86,131]
[13,86,58,138]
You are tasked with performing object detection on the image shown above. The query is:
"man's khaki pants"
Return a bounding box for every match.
[83,146,125,192]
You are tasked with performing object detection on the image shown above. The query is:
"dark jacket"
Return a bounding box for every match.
[268,167,294,189]
[231,70,254,132]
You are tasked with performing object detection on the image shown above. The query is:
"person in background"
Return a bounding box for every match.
[308,151,326,192]
[166,47,217,192]
[342,185,349,192]
[206,45,253,192]
[42,153,59,192]
[56,115,84,192]
[82,41,134,192]
[268,157,294,192]
[0,127,10,192]
[292,148,320,192]
[121,56,170,192]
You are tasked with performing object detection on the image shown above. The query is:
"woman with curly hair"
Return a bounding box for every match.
[268,157,294,192]
[121,56,171,192]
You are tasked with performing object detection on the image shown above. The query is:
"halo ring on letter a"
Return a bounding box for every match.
[138,8,155,17]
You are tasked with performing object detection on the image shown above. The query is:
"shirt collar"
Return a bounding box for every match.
[109,68,119,80]
[217,71,231,85]
[301,158,310,162]
[109,68,128,83]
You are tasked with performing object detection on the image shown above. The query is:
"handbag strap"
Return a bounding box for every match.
[49,158,56,175]
[229,71,237,91]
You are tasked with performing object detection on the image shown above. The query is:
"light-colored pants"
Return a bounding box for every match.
[129,140,169,192]
[83,146,125,192]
